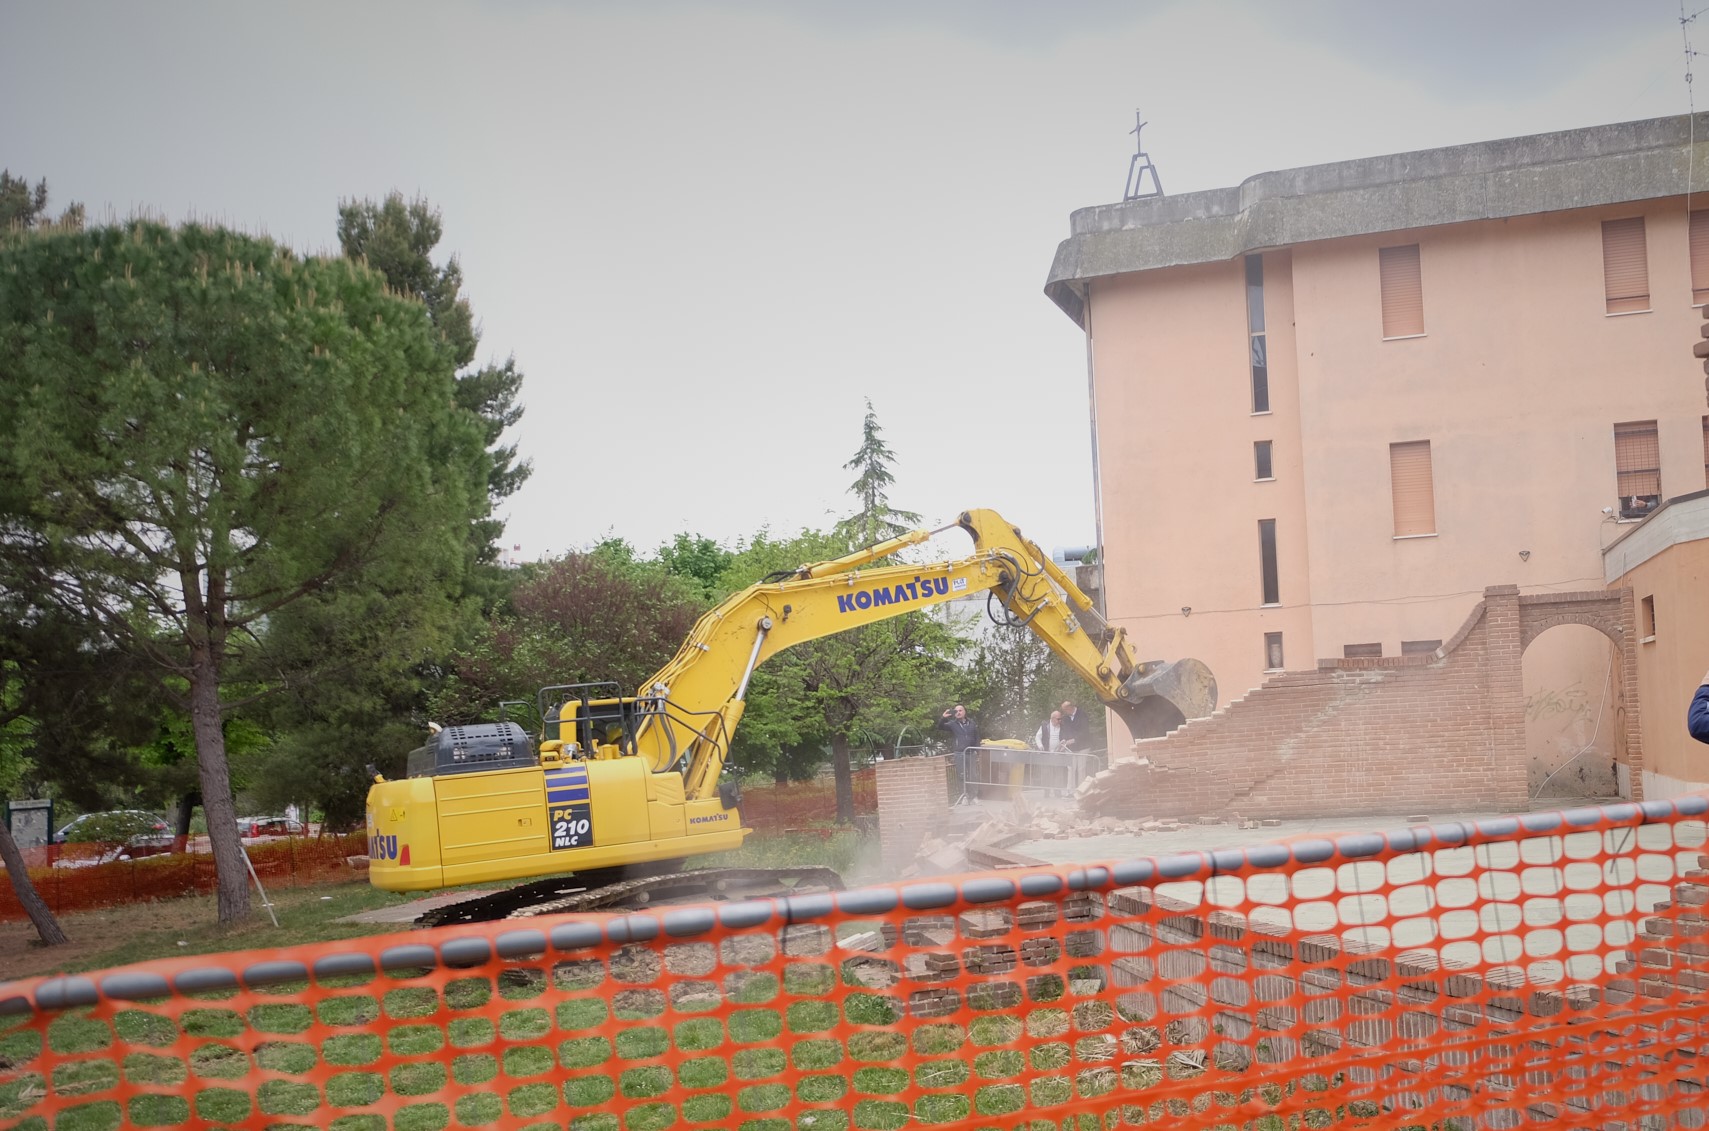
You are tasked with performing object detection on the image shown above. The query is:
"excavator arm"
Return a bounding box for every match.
[630,508,1215,801]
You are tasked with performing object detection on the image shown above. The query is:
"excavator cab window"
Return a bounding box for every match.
[539,683,638,758]
[577,703,632,757]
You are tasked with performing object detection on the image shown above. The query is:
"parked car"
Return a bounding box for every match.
[53,811,174,858]
[237,816,308,839]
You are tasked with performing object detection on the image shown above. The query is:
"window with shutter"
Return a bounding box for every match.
[1402,639,1442,656]
[1379,244,1424,337]
[1702,416,1708,489]
[1343,643,1382,659]
[1389,441,1436,536]
[1613,420,1660,517]
[1692,212,1709,305]
[1601,217,1650,314]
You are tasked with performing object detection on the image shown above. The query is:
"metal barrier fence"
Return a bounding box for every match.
[2,796,1707,1129]
[955,744,1103,803]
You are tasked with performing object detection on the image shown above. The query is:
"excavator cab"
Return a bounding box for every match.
[540,682,640,760]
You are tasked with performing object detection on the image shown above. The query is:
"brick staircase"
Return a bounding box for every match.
[1618,853,1709,1000]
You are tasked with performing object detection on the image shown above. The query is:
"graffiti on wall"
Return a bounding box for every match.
[1525,680,1616,796]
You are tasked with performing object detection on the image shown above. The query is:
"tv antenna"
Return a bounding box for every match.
[1124,110,1164,200]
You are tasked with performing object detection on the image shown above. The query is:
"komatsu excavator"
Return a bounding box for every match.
[366,509,1215,923]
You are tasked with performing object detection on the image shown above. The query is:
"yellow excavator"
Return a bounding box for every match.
[366,508,1215,923]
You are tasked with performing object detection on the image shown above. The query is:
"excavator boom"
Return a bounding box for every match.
[639,508,1215,800]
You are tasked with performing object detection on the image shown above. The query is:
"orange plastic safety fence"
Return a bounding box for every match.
[736,770,878,834]
[2,798,1707,1130]
[0,835,368,924]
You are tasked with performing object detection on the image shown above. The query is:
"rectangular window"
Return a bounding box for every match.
[1614,420,1661,517]
[1343,643,1382,659]
[1693,211,1709,305]
[1264,632,1284,671]
[1246,255,1269,413]
[1702,415,1708,489]
[1601,217,1650,314]
[1401,639,1442,656]
[1379,244,1424,337]
[1254,440,1273,480]
[1641,595,1657,640]
[1258,518,1279,605]
[1390,440,1436,536]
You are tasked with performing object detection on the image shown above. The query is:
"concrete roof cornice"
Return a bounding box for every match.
[1602,489,1709,583]
[1045,113,1709,326]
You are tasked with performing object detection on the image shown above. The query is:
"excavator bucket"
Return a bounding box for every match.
[1112,658,1218,740]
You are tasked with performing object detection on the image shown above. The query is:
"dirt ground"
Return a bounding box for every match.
[0,901,229,982]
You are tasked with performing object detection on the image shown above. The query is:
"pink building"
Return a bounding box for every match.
[1046,115,1709,799]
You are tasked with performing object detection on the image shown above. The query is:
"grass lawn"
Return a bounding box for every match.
[0,826,872,983]
[0,878,433,982]
[0,858,1379,1131]
[0,932,1222,1131]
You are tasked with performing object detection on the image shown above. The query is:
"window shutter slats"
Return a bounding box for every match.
[1692,212,1709,305]
[1390,441,1435,536]
[1614,421,1661,498]
[1379,245,1424,337]
[1602,217,1649,314]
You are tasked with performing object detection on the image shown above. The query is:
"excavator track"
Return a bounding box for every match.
[414,866,845,928]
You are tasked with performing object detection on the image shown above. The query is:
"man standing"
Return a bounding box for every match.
[1058,700,1086,751]
[938,705,980,800]
[1034,710,1064,752]
[1691,670,1709,743]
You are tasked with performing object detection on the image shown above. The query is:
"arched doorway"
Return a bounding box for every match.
[1521,622,1624,800]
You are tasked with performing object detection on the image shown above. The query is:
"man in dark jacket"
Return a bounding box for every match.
[938,705,980,800]
[1058,701,1086,751]
[1691,671,1709,744]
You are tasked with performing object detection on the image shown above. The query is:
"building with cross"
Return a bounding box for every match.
[1046,113,1709,804]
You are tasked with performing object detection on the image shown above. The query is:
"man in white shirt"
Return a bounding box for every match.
[1034,710,1064,751]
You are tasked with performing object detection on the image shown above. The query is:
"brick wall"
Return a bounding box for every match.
[875,755,950,874]
[1079,585,1638,820]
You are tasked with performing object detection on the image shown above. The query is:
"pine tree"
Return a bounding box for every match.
[337,193,529,562]
[0,171,82,230]
[0,221,488,920]
[839,400,921,548]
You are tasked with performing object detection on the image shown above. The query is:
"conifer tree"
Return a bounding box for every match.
[337,193,529,562]
[0,171,82,230]
[0,221,488,920]
[839,399,921,548]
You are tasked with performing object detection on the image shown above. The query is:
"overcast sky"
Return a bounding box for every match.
[0,0,1693,561]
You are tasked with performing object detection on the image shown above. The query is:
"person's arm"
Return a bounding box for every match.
[1690,674,1709,744]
